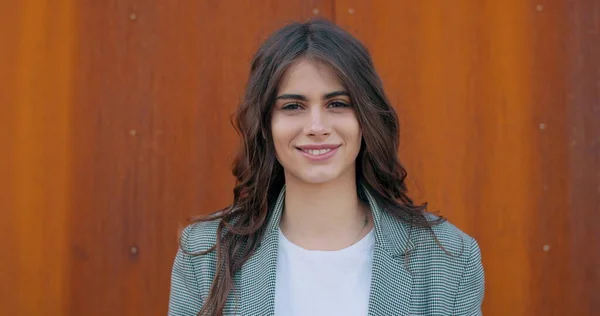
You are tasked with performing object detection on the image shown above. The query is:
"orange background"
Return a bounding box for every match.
[1,0,598,315]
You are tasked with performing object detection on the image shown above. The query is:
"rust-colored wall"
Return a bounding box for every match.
[0,1,74,315]
[1,1,598,315]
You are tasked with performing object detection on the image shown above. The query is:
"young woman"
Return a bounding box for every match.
[169,19,484,316]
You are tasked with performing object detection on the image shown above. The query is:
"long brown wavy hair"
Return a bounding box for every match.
[187,18,444,315]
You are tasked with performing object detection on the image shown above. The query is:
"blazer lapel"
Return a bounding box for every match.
[362,186,415,316]
[368,247,413,316]
[236,186,286,316]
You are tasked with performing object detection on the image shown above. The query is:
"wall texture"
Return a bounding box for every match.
[1,0,598,315]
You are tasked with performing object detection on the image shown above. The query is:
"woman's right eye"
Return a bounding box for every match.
[282,103,302,110]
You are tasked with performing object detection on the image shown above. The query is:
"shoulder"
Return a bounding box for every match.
[393,212,482,277]
[428,213,479,255]
[170,219,222,307]
[395,214,485,313]
[398,213,484,300]
[410,213,480,258]
[414,214,485,311]
[179,218,221,254]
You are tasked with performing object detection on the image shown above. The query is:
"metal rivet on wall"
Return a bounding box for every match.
[348,8,355,14]
[539,123,547,130]
[129,129,137,136]
[313,8,320,15]
[130,13,137,20]
[543,245,550,252]
[536,5,544,12]
[130,246,139,254]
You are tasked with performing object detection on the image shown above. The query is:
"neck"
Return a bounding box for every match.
[279,173,372,250]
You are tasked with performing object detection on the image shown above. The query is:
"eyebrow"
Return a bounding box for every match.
[275,91,350,101]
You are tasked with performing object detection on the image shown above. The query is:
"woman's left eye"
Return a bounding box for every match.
[281,103,302,110]
[328,101,350,108]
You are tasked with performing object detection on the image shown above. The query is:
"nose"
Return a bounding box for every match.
[306,106,331,136]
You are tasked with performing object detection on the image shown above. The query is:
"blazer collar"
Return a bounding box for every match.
[236,184,415,315]
[236,187,286,315]
[361,183,416,257]
[361,184,414,315]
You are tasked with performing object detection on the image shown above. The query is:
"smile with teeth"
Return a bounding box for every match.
[301,148,332,156]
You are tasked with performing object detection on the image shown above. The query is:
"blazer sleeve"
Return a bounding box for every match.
[452,237,485,316]
[168,226,203,316]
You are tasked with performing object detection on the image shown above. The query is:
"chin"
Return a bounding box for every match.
[299,176,336,184]
[295,170,341,184]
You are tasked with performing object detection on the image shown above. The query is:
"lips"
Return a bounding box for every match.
[301,148,333,156]
[295,144,341,160]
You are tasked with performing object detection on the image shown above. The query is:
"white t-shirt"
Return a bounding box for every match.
[274,228,375,316]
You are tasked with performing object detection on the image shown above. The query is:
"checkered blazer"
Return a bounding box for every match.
[169,186,485,315]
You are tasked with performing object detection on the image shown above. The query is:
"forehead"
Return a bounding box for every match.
[277,58,344,94]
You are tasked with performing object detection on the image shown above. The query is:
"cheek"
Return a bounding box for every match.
[351,128,362,152]
[270,115,285,143]
[340,117,362,148]
[270,115,296,151]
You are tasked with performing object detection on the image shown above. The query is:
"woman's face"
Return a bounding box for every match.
[271,59,362,185]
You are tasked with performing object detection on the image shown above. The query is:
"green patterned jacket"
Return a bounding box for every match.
[169,186,485,315]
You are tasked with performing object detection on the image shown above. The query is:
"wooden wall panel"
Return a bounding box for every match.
[565,0,600,313]
[335,0,598,315]
[0,2,20,314]
[0,0,75,315]
[69,1,332,315]
[529,1,571,314]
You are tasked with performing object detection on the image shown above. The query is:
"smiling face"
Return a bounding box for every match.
[270,58,362,185]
